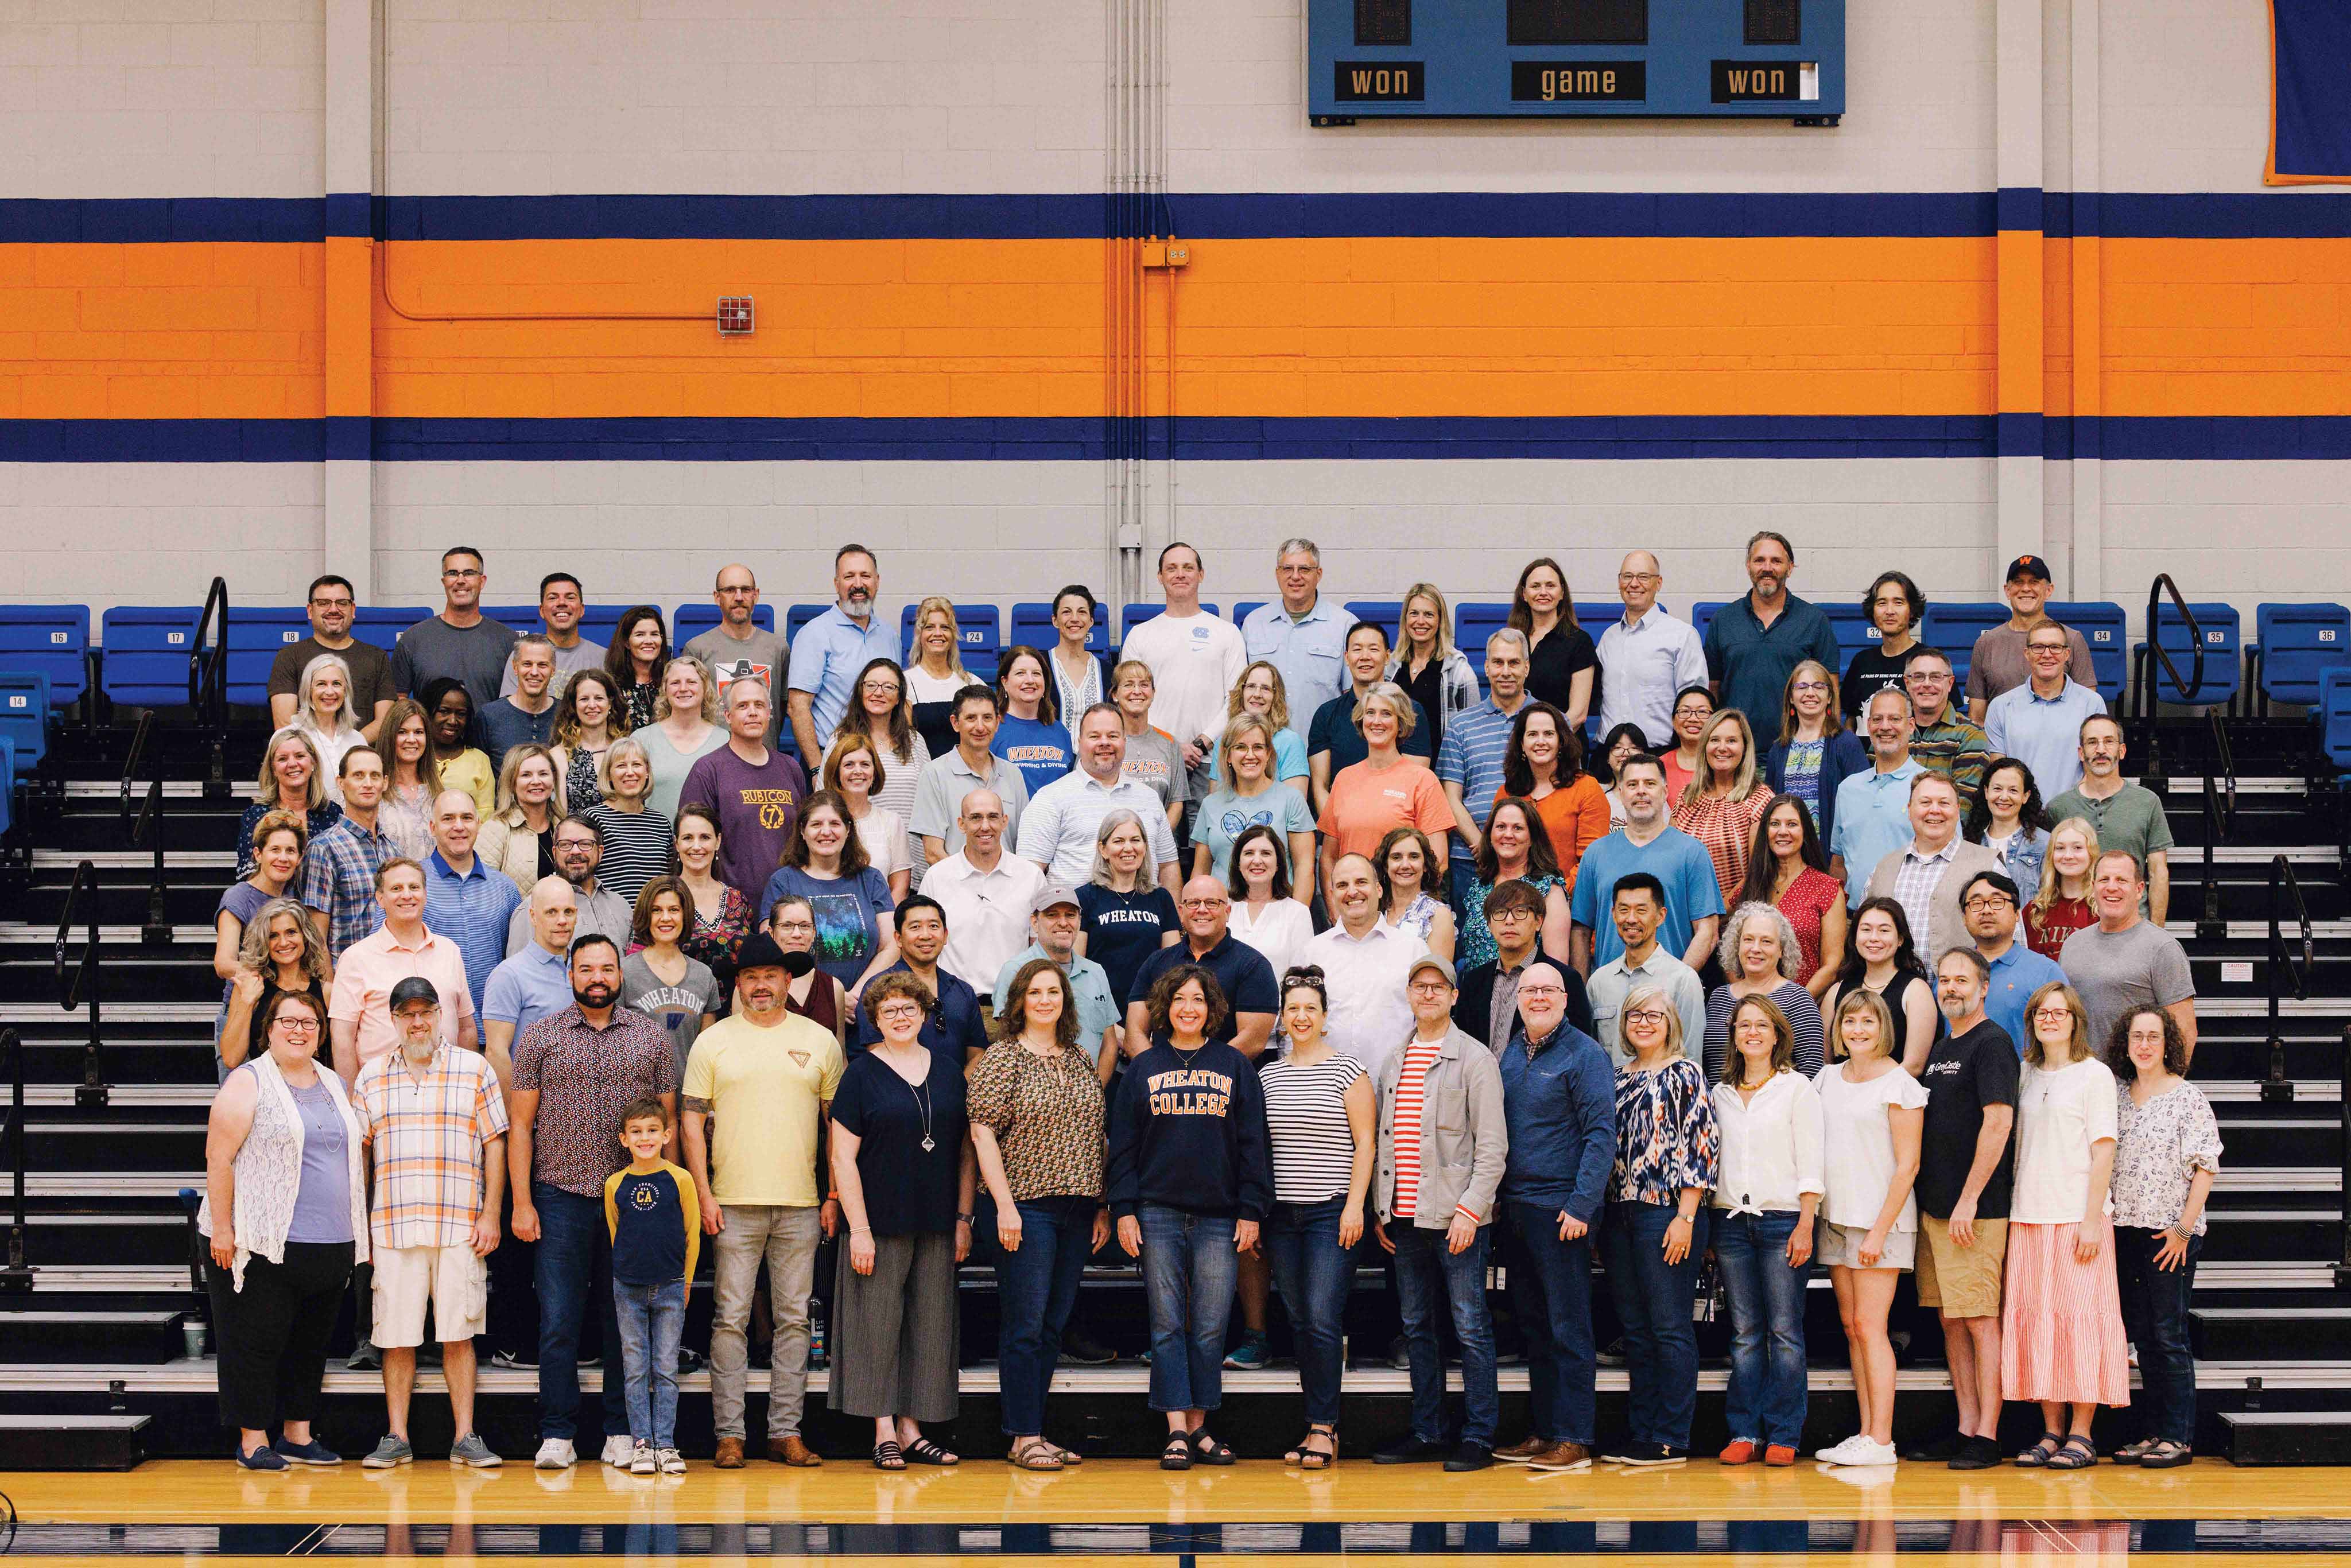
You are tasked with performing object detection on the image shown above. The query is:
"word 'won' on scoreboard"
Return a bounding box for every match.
[1309,0,1845,124]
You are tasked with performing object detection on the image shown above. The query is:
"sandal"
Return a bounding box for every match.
[1294,1424,1337,1470]
[2112,1438,2155,1465]
[2139,1439,2193,1469]
[1009,1437,1064,1472]
[871,1441,906,1472]
[2014,1431,2064,1468]
[1188,1428,1237,1466]
[1159,1433,1194,1471]
[903,1437,959,1466]
[2045,1435,2098,1470]
[1047,1442,1084,1465]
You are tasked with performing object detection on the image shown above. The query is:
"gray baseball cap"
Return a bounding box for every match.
[1033,882,1083,915]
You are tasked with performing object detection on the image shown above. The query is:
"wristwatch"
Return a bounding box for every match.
[958,1212,977,1226]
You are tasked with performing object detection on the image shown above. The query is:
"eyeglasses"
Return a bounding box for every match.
[875,1002,926,1020]
[1623,1008,1670,1026]
[441,568,484,581]
[862,681,902,696]
[309,596,354,610]
[1617,572,1660,585]
[1518,984,1565,999]
[275,1018,321,1034]
[2027,643,2070,656]
[1962,895,2015,911]
[1790,681,1830,694]
[2034,1006,2074,1021]
[1904,669,1952,685]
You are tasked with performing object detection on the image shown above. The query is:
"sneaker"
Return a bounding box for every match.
[1596,1337,1628,1367]
[1611,1442,1687,1468]
[273,1436,342,1466]
[630,1441,658,1476]
[1372,1434,1449,1464]
[1442,1440,1495,1472]
[1223,1332,1271,1370]
[1813,1435,1872,1465]
[677,1347,705,1375]
[534,1437,577,1470]
[657,1446,686,1475]
[235,1442,289,1471]
[448,1433,502,1469]
[1058,1328,1118,1365]
[362,1435,414,1469]
[346,1342,382,1372]
[492,1348,536,1369]
[602,1434,637,1468]
[1949,1435,2003,1470]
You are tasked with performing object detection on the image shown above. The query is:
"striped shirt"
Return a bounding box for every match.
[355,1044,509,1251]
[1434,699,1519,845]
[1014,770,1181,887]
[1388,1038,1444,1219]
[581,805,676,909]
[1259,1053,1366,1204]
[1890,839,1962,961]
[301,813,390,957]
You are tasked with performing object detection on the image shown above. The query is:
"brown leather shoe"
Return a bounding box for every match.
[1493,1435,1553,1464]
[713,1437,745,1469]
[769,1434,823,1466]
[1526,1441,1593,1473]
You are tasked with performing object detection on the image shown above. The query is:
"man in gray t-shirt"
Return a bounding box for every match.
[682,564,790,745]
[390,547,518,711]
[2058,851,2195,1059]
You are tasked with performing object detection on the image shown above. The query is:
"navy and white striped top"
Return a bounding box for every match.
[581,805,676,911]
[1258,1051,1367,1205]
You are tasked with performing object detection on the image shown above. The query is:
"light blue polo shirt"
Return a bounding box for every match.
[481,942,576,1037]
[1984,680,2106,803]
[1435,697,1523,845]
[1828,758,1925,906]
[785,603,902,747]
[1567,826,1727,971]
[991,942,1124,1064]
[1241,599,1349,748]
[421,851,523,1014]
[1981,940,2067,1054]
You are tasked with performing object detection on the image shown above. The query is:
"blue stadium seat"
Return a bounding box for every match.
[2048,601,2129,704]
[1454,603,1515,677]
[0,735,14,837]
[580,604,634,645]
[1122,603,1219,640]
[1344,600,1402,647]
[903,603,1003,680]
[2321,667,2351,779]
[99,606,203,709]
[1572,600,1622,645]
[1820,602,1884,674]
[226,607,314,708]
[1010,601,1107,655]
[0,606,91,708]
[351,606,428,654]
[2252,602,2351,711]
[787,604,830,643]
[0,671,48,775]
[1921,601,2008,693]
[482,604,540,630]
[672,602,775,645]
[1692,601,1729,641]
[1233,601,1266,628]
[2136,601,2241,708]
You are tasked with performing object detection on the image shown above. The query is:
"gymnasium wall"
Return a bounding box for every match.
[1,0,2344,629]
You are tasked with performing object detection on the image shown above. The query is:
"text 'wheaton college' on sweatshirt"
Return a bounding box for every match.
[1105,1038,1274,1222]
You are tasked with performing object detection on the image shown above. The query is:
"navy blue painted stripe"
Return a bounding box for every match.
[323,193,373,239]
[1996,187,2043,232]
[0,197,328,244]
[10,415,2351,463]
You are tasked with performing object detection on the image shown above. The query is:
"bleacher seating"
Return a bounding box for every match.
[1454,602,1514,676]
[2253,602,2351,712]
[2139,600,2243,709]
[1233,601,1266,627]
[0,735,14,837]
[2049,600,2130,703]
[1572,599,1620,646]
[223,606,313,708]
[0,672,47,775]
[1921,601,2008,693]
[673,602,775,645]
[902,603,1003,680]
[2322,668,2351,779]
[350,606,426,653]
[96,607,203,709]
[1010,600,1107,655]
[1343,600,1402,645]
[0,606,91,709]
[787,604,829,643]
[1819,601,1883,674]
[1691,600,1728,641]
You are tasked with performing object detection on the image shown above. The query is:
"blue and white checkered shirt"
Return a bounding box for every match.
[300,814,391,958]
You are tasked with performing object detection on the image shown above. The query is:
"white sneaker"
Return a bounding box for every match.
[602,1434,637,1468]
[1855,1440,1900,1466]
[657,1447,686,1475]
[1813,1435,1870,1465]
[534,1438,576,1470]
[629,1441,658,1476]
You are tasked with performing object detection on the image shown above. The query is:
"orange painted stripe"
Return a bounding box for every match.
[1997,228,2043,416]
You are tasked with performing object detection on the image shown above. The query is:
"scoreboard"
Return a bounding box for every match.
[1307,0,1845,124]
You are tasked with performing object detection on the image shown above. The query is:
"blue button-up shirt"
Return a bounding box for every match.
[852,960,989,1061]
[1984,679,2106,802]
[1828,758,1925,906]
[1496,1021,1617,1220]
[1434,697,1523,846]
[1241,599,1349,748]
[480,941,575,1038]
[992,941,1124,1064]
[1702,592,1841,740]
[1981,939,2066,1053]
[421,850,523,1014]
[786,603,902,748]
[1596,606,1709,749]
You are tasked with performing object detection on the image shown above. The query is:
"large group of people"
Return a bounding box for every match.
[200,535,2217,1474]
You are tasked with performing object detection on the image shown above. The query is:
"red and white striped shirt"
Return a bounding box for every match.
[1389,1037,1445,1220]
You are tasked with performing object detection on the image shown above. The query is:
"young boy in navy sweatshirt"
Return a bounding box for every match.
[604,1097,700,1476]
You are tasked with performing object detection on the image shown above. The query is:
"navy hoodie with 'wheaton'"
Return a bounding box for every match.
[1105,1039,1274,1222]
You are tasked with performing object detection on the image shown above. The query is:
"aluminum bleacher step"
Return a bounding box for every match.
[2224,1410,2351,1465]
[0,1309,183,1364]
[0,1412,150,1471]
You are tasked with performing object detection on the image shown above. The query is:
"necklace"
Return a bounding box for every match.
[890,1055,937,1152]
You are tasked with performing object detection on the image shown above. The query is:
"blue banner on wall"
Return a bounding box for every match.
[2269,0,2351,184]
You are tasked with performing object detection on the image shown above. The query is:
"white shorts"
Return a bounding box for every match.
[371,1243,487,1348]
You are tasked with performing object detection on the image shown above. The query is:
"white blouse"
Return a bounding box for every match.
[1231,897,1314,995]
[851,802,912,877]
[2011,1056,2120,1225]
[1813,1059,1929,1232]
[1710,1070,1826,1216]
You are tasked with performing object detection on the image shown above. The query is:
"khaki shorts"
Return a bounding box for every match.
[1817,1220,1914,1271]
[371,1243,487,1348]
[1915,1214,2009,1318]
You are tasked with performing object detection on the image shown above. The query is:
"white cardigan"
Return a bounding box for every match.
[198,1054,369,1290]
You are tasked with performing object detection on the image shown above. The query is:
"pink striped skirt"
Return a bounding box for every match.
[2000,1218,2131,1407]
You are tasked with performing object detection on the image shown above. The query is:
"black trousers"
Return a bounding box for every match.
[207,1240,354,1433]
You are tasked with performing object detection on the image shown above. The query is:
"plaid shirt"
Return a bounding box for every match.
[301,814,390,958]
[1891,838,1961,960]
[356,1044,509,1251]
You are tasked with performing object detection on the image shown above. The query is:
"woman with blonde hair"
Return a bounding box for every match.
[2026,817,2101,960]
[2002,980,2126,1470]
[1192,713,1316,899]
[1387,582,1478,752]
[580,736,672,907]
[1811,987,1926,1468]
[475,743,565,895]
[825,732,913,902]
[549,667,630,818]
[639,654,726,823]
[236,728,337,880]
[1672,708,1774,911]
[1206,661,1309,797]
[290,653,366,799]
[375,697,442,861]
[1762,660,1867,843]
[218,895,331,1076]
[905,596,977,758]
[1316,681,1451,896]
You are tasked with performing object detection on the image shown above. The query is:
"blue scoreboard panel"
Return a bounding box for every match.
[1307,0,1845,124]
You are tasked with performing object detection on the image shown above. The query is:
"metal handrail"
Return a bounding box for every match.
[2267,856,2313,1108]
[2136,575,2208,795]
[118,711,169,946]
[50,859,110,1110]
[188,575,230,801]
[2199,711,2238,942]
[0,1028,29,1293]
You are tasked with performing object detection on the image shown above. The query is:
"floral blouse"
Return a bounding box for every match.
[682,885,754,980]
[2111,1079,2223,1235]
[1611,1057,1721,1206]
[967,1040,1108,1202]
[1390,891,1443,945]
[1460,872,1562,971]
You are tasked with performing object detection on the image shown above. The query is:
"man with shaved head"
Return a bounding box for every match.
[483,878,581,1089]
[683,562,790,746]
[421,787,523,1018]
[1122,875,1279,1061]
[1597,550,1708,748]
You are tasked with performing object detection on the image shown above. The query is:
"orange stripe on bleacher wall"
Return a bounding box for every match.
[4,234,2349,424]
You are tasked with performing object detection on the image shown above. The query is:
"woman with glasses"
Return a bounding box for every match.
[1205,662,1311,798]
[1661,686,1717,809]
[767,891,854,1047]
[844,658,932,882]
[1763,661,1867,844]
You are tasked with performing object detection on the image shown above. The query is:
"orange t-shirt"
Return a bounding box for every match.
[1318,759,1453,863]
[1501,775,1611,895]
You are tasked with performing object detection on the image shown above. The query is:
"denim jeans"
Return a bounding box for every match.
[1713,1209,1810,1448]
[2115,1225,2201,1444]
[1604,1198,1709,1450]
[993,1196,1095,1436]
[1139,1203,1242,1414]
[614,1277,686,1449]
[1506,1201,1596,1447]
[533,1183,628,1442]
[1390,1218,1497,1447]
[1265,1196,1355,1425]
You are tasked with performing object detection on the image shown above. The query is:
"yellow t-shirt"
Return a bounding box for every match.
[681,1011,845,1208]
[437,748,496,818]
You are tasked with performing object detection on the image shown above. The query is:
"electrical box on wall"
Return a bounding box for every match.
[1307,0,1844,124]
[717,297,754,335]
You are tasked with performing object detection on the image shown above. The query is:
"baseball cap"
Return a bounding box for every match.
[1033,882,1082,915]
[388,976,440,1012]
[2005,554,2053,583]
[1408,954,1457,987]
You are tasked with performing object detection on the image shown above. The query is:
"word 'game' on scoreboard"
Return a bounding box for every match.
[1308,0,1846,124]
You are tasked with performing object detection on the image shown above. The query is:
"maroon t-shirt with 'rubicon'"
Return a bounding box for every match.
[680,745,810,902]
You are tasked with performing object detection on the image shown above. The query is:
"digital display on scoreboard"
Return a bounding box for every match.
[1309,0,1844,122]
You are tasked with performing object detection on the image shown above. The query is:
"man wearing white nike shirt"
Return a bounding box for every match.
[1119,542,1247,812]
